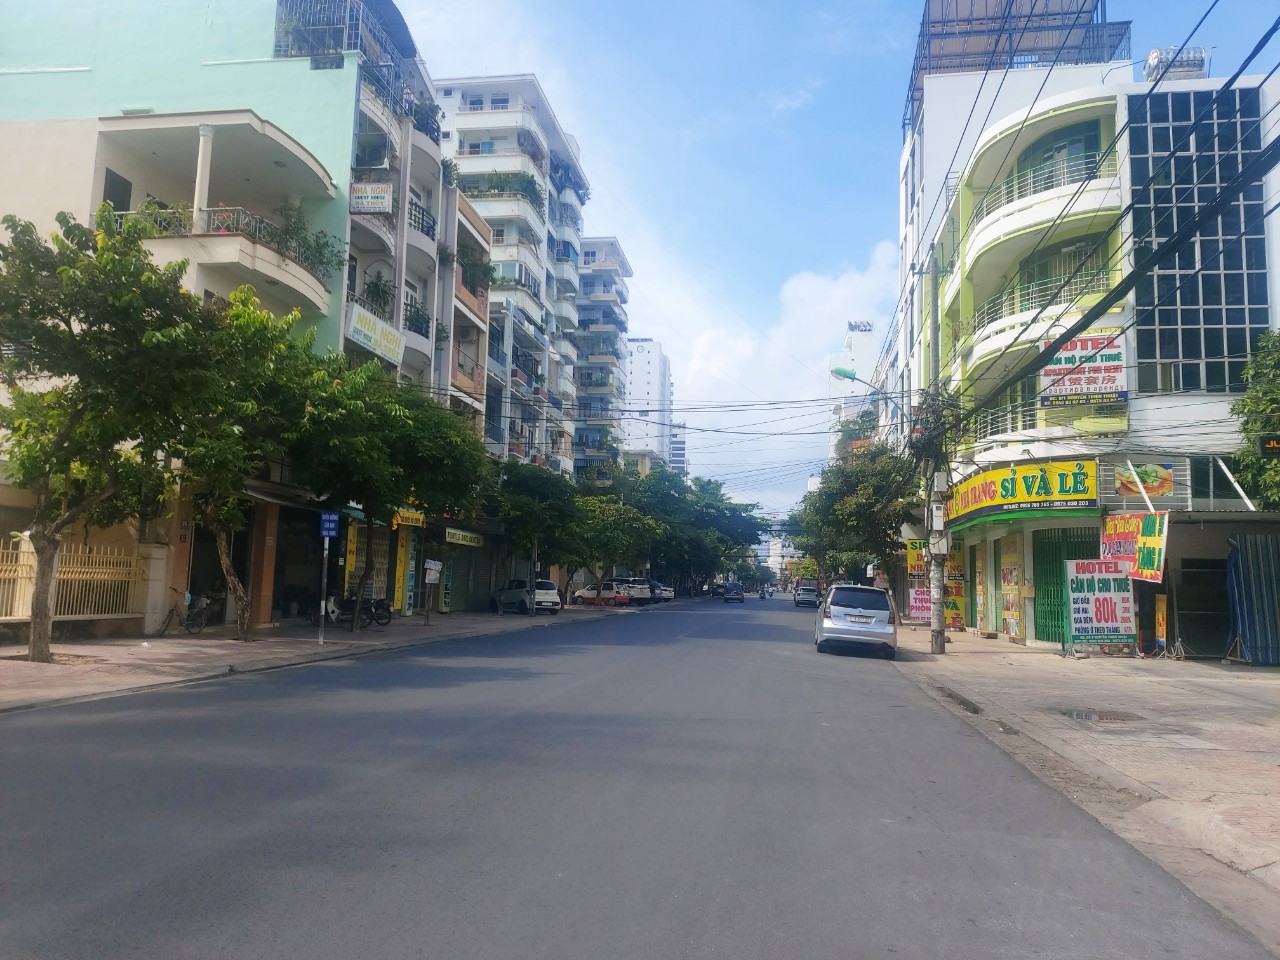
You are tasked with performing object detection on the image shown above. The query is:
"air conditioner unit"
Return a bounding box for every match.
[458,327,477,341]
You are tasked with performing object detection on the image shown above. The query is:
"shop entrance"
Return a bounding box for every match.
[272,507,324,620]
[1032,527,1101,646]
[187,519,250,626]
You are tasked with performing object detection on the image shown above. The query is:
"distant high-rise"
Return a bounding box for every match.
[669,421,688,476]
[623,338,673,467]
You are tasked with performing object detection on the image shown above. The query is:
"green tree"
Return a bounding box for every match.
[789,445,918,587]
[493,460,580,584]
[0,208,217,662]
[1233,331,1280,504]
[289,365,492,626]
[171,287,318,641]
[572,496,665,577]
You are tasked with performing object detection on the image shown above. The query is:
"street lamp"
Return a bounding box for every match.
[829,366,904,420]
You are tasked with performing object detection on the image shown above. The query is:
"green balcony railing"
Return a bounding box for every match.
[972,153,1118,225]
[973,268,1113,336]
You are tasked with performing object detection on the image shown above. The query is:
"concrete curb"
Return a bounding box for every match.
[0,603,641,716]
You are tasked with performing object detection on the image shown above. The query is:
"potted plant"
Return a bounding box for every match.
[362,270,395,315]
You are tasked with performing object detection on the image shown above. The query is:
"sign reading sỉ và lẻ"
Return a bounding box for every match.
[1039,327,1126,407]
[946,460,1097,525]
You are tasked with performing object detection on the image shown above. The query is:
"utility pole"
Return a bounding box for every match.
[926,244,947,655]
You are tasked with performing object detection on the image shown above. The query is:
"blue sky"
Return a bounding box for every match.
[406,0,1276,516]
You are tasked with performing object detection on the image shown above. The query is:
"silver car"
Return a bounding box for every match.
[814,584,897,660]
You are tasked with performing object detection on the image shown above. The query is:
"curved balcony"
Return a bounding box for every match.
[972,153,1117,226]
[967,268,1116,385]
[967,177,1120,286]
[460,190,545,226]
[405,200,438,274]
[553,296,579,331]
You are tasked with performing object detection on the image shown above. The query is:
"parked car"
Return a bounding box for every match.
[491,578,560,614]
[794,586,820,608]
[532,579,562,614]
[722,581,745,603]
[573,582,628,606]
[656,583,675,601]
[625,577,657,605]
[710,583,726,597]
[814,583,897,659]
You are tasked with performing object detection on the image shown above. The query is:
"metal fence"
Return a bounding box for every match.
[0,540,146,620]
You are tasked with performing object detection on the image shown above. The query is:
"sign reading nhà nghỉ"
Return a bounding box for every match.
[946,461,1097,525]
[1039,327,1126,407]
[350,181,394,214]
[445,527,483,548]
[346,303,405,365]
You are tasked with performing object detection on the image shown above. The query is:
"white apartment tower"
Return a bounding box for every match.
[623,338,673,466]
[438,75,590,479]
[574,236,633,482]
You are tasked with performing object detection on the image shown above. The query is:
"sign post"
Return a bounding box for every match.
[422,559,443,626]
[318,511,340,644]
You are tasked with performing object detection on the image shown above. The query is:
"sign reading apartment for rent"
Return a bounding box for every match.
[1039,327,1126,407]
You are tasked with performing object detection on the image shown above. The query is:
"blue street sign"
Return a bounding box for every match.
[320,511,340,538]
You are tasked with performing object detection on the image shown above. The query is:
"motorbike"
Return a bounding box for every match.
[309,593,375,628]
[759,589,767,601]
[370,597,393,625]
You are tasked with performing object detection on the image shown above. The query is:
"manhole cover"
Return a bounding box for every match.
[1059,708,1144,722]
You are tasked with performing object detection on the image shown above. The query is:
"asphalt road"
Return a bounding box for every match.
[2,598,1272,960]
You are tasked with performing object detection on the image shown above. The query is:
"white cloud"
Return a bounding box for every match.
[765,78,823,116]
[404,1,899,514]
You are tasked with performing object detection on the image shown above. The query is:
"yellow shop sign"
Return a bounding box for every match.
[947,460,1098,525]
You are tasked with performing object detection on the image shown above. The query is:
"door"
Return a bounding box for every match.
[1033,527,1101,646]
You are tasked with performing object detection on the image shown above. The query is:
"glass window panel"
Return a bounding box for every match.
[1191,457,1212,497]
[1130,126,1149,155]
[1249,307,1269,327]
[1239,86,1260,119]
[1249,328,1266,354]
[1227,328,1247,357]
[1137,329,1157,358]
[1173,155,1194,182]
[1181,363,1202,390]
[1245,237,1266,270]
[1197,185,1217,205]
[1205,361,1227,392]
[1245,202,1265,235]
[1193,91,1214,116]
[1181,329,1202,359]
[1247,273,1268,306]
[1244,182,1264,204]
[1137,308,1155,327]
[1226,308,1246,326]
[1157,307,1178,327]
[1203,328,1224,358]
[1171,92,1192,123]
[1242,124,1261,152]
[1137,363,1158,393]
[1221,239,1243,271]
[1159,329,1180,357]
[1201,274,1222,305]
[1133,207,1151,238]
[1177,246,1197,270]
[1202,307,1223,325]
[1157,274,1178,304]
[1153,187,1174,207]
[1172,124,1193,152]
[1150,95,1169,123]
[1152,126,1171,153]
[1129,96,1148,123]
[1224,273,1246,306]
[1217,121,1239,151]
[1229,360,1247,392]
[1130,156,1149,184]
[1179,276,1199,305]
[1218,154,1238,180]
[1200,237,1219,264]
[1136,275,1154,306]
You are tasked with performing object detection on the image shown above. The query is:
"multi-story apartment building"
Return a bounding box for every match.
[437,75,589,480]
[669,422,689,476]
[873,1,1280,653]
[0,0,502,629]
[622,338,674,471]
[574,237,633,483]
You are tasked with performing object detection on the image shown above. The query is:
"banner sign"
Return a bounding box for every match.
[1101,513,1142,568]
[319,511,340,539]
[1258,434,1280,459]
[944,582,965,630]
[445,527,483,548]
[346,303,405,365]
[1066,559,1136,653]
[906,540,927,579]
[946,460,1097,525]
[392,509,425,529]
[1131,511,1169,583]
[350,181,394,214]
[1039,328,1126,407]
[908,586,931,621]
[1115,463,1174,498]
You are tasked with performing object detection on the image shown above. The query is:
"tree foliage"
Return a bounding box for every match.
[788,445,919,585]
[1233,331,1280,505]
[0,207,220,661]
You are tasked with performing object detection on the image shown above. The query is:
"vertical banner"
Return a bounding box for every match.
[1131,512,1169,583]
[905,540,927,579]
[999,534,1022,639]
[1065,559,1137,655]
[1154,594,1168,646]
[344,523,359,594]
[974,549,987,634]
[393,532,411,614]
[909,586,931,621]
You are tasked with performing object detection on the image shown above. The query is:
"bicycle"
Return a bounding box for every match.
[158,587,209,636]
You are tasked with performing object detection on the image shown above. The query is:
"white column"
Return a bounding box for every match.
[192,123,215,229]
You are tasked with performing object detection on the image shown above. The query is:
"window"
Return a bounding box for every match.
[441,88,453,97]
[466,95,483,111]
[491,95,509,110]
[102,168,132,212]
[582,250,597,265]
[1017,120,1102,174]
[492,226,506,244]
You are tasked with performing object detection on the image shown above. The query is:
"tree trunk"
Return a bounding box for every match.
[28,529,60,663]
[211,524,253,641]
[349,516,374,631]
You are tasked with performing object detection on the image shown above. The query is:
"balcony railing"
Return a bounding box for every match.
[204,207,337,282]
[403,304,431,337]
[971,399,1039,442]
[547,390,564,412]
[408,201,437,240]
[484,420,504,444]
[972,153,1118,225]
[347,290,388,321]
[488,343,508,367]
[973,268,1113,336]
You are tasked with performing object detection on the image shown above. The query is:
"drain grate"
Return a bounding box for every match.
[1058,708,1144,722]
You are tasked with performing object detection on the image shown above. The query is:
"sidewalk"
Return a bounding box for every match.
[0,604,635,713]
[893,624,1280,945]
